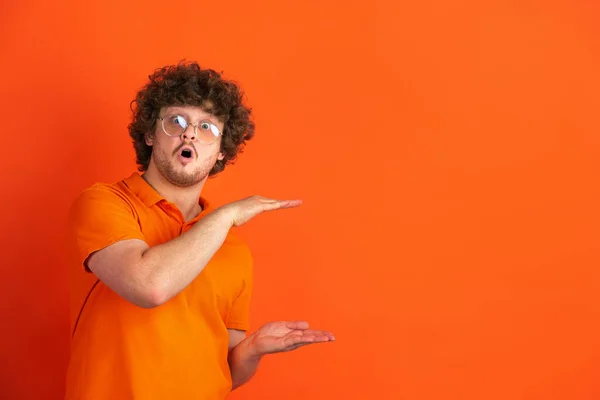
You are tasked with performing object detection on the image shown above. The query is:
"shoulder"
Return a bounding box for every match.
[68,179,139,225]
[71,180,132,206]
[71,181,137,209]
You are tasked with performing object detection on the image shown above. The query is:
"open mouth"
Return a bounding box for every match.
[180,149,193,159]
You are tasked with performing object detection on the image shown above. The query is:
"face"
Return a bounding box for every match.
[146,105,225,187]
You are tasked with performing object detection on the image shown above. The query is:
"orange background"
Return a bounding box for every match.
[2,0,600,399]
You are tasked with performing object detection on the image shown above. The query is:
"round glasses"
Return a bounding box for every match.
[158,114,222,144]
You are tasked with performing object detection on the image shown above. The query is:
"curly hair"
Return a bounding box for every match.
[128,61,255,175]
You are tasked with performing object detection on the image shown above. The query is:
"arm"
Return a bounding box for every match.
[227,329,262,390]
[87,207,233,308]
[77,192,300,309]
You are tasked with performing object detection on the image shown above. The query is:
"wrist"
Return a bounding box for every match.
[242,333,264,361]
[213,205,235,229]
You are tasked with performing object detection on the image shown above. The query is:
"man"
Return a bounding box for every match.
[65,61,334,399]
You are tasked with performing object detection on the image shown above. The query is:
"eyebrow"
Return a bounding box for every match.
[164,107,219,124]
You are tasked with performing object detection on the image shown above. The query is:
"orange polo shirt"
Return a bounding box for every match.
[65,172,253,400]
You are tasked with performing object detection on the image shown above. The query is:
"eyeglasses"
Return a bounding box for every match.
[157,114,222,144]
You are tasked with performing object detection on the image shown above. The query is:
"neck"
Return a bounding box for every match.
[141,164,207,222]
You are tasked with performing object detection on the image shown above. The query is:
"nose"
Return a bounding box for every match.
[182,124,197,141]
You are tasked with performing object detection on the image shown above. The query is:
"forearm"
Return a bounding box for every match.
[139,207,232,305]
[228,336,263,390]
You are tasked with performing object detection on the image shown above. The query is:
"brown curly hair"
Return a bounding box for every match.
[128,61,255,175]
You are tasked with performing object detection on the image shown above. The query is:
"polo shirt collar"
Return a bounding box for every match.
[123,172,210,212]
[124,172,163,207]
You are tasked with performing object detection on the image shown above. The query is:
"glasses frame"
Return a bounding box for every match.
[157,114,222,144]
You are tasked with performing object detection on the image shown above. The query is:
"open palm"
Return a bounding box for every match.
[250,321,335,355]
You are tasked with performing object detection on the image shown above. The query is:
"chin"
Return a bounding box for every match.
[169,177,203,188]
[159,167,203,187]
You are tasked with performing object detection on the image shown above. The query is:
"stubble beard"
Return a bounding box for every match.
[153,147,217,188]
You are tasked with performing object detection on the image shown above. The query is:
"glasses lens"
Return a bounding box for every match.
[163,114,187,136]
[197,121,220,143]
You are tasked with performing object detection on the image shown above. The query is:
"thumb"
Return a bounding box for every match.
[285,320,309,330]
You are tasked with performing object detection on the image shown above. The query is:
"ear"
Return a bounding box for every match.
[217,152,225,161]
[145,132,154,146]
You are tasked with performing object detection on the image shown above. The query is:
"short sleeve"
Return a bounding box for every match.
[225,263,253,331]
[67,184,147,271]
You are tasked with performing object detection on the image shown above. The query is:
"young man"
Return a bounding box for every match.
[65,61,334,399]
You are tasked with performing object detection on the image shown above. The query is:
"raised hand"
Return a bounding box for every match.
[248,321,335,356]
[219,195,302,227]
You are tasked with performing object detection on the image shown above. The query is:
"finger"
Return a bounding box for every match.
[260,201,288,211]
[316,331,335,340]
[285,339,333,352]
[285,320,309,330]
[284,342,311,352]
[281,335,310,349]
[282,199,302,208]
[297,328,334,338]
[282,331,320,346]
[302,329,329,336]
[302,333,333,343]
[281,333,332,347]
[258,198,279,203]
[319,330,335,340]
[261,199,302,211]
